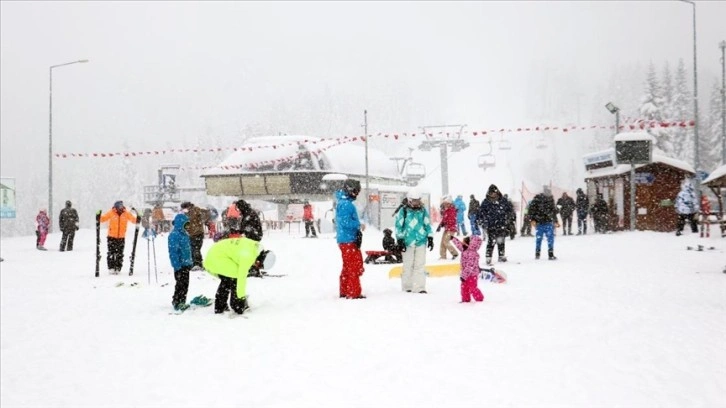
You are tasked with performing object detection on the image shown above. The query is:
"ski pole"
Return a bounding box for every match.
[152,235,158,284]
[147,235,151,285]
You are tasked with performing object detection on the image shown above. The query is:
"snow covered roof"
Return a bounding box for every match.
[585,154,695,179]
[201,135,401,180]
[613,132,655,142]
[702,164,726,187]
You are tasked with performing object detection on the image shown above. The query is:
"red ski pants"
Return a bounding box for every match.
[339,243,364,298]
[461,276,484,302]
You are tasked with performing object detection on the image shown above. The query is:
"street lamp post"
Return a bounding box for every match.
[49,59,88,232]
[679,0,700,183]
[606,102,635,231]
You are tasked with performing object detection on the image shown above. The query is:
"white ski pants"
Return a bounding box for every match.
[401,244,427,292]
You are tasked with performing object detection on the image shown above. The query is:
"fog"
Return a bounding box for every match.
[1,1,725,235]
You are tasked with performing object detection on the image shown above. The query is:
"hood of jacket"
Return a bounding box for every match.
[486,184,501,200]
[172,213,190,232]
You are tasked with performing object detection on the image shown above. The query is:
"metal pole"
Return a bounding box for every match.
[720,40,725,165]
[48,67,53,233]
[615,110,620,135]
[440,143,449,196]
[690,2,700,183]
[364,110,369,222]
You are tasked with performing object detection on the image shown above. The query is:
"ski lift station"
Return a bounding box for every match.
[200,135,418,230]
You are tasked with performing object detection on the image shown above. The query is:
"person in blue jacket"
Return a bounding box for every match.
[453,194,468,235]
[335,179,366,299]
[168,213,193,311]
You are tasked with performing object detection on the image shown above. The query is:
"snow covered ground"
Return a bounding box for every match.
[1,225,725,408]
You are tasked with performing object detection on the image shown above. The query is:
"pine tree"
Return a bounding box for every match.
[638,62,673,155]
[672,58,693,163]
[706,80,725,168]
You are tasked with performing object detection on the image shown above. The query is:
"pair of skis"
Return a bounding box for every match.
[95,208,141,277]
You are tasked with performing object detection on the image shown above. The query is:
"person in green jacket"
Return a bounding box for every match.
[203,229,259,315]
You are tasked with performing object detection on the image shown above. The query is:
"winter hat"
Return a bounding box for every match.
[486,184,501,198]
[383,228,393,235]
[407,188,422,200]
[470,194,475,199]
[576,188,583,194]
[441,194,452,203]
[113,201,124,210]
[65,200,72,207]
[180,202,193,210]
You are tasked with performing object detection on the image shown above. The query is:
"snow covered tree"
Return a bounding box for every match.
[671,58,693,163]
[638,62,673,155]
[705,80,725,168]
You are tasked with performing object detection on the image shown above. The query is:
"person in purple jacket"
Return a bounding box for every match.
[451,235,484,303]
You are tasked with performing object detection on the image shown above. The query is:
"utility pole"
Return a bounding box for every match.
[363,110,369,222]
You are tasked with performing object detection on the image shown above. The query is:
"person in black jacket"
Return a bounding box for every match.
[556,192,576,235]
[575,188,590,235]
[476,184,513,265]
[591,194,609,234]
[528,186,559,260]
[58,200,79,251]
[468,195,481,236]
[235,199,266,277]
[382,228,402,263]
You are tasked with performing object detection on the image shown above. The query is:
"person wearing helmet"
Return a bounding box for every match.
[335,179,366,299]
[394,188,434,294]
[97,201,139,274]
[58,200,79,251]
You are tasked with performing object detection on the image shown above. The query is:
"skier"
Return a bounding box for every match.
[453,194,468,235]
[575,188,589,235]
[528,186,559,260]
[203,227,258,315]
[476,184,513,265]
[394,188,434,294]
[451,235,484,303]
[436,196,459,260]
[335,178,366,299]
[303,200,317,238]
[180,202,210,270]
[468,194,481,236]
[556,192,576,235]
[58,200,79,251]
[35,209,50,251]
[168,212,193,312]
[674,180,699,236]
[98,201,138,274]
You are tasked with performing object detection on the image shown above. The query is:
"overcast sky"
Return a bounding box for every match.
[1,1,725,179]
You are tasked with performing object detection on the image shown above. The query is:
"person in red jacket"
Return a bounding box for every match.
[98,201,138,274]
[303,200,317,238]
[436,195,459,260]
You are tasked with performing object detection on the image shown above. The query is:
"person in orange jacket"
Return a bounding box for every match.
[97,200,138,274]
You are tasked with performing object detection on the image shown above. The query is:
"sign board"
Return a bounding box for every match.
[0,177,16,219]
[583,150,615,167]
[634,172,655,185]
[380,192,402,209]
[614,133,653,165]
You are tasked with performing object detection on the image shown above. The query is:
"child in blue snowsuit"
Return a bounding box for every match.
[168,213,193,311]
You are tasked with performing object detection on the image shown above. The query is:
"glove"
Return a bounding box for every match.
[96,210,101,220]
[427,236,434,251]
[436,225,442,233]
[396,238,406,252]
[460,276,465,282]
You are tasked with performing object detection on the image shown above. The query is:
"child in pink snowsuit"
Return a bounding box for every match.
[451,235,484,302]
[35,209,50,250]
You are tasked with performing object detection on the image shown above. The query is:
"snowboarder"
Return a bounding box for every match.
[335,179,366,299]
[529,186,559,260]
[575,188,589,235]
[451,235,484,303]
[476,184,513,264]
[168,212,193,312]
[394,188,434,294]
[674,180,699,236]
[35,209,50,251]
[203,228,258,315]
[58,200,79,251]
[303,200,317,238]
[98,201,138,274]
[436,196,459,260]
[556,192,576,235]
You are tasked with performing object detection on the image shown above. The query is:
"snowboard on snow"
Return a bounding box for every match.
[388,263,460,278]
[479,267,507,284]
[169,295,213,315]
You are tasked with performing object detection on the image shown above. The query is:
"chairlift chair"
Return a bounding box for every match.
[497,132,512,151]
[403,162,426,184]
[477,154,496,169]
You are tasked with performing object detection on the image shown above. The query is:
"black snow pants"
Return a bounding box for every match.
[107,237,126,271]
